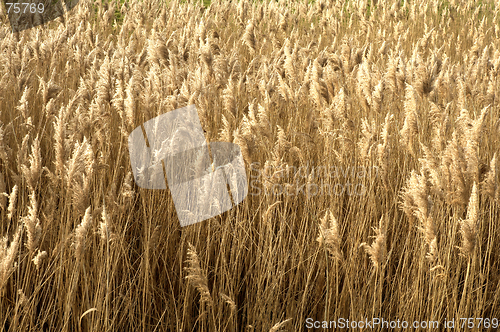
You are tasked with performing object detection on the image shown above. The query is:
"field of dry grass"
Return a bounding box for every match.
[1,0,500,330]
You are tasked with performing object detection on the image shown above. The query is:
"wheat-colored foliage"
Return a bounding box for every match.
[0,0,499,330]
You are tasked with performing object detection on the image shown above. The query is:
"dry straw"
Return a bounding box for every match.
[1,0,500,329]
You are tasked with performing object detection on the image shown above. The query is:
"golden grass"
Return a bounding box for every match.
[0,0,500,330]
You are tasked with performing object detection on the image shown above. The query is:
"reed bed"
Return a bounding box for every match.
[0,0,500,330]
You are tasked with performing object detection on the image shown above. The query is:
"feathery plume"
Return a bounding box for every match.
[269,318,292,332]
[400,83,419,155]
[357,60,372,110]
[442,132,468,207]
[16,86,31,119]
[274,125,291,160]
[358,118,376,162]
[74,207,92,261]
[54,105,69,181]
[481,153,498,202]
[99,203,112,243]
[242,20,256,53]
[316,210,343,261]
[32,250,47,269]
[20,135,42,191]
[184,242,213,306]
[426,237,439,263]
[360,216,386,269]
[377,113,393,188]
[458,182,479,257]
[0,227,21,290]
[96,55,112,105]
[23,191,42,253]
[7,185,18,222]
[65,138,93,200]
[124,68,141,129]
[222,77,237,119]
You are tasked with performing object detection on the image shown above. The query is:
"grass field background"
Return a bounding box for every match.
[0,0,500,331]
